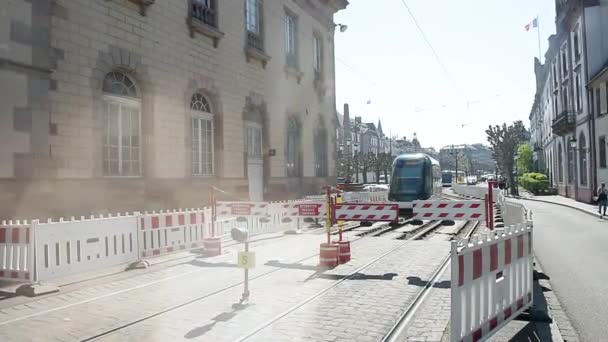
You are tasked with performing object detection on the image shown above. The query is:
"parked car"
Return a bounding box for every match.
[363,184,389,192]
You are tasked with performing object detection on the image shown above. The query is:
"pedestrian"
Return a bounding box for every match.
[597,183,608,217]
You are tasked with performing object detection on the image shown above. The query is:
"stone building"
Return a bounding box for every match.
[529,0,608,202]
[0,0,348,219]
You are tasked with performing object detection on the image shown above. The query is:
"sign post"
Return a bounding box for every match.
[326,186,331,244]
[232,228,254,303]
[337,194,344,241]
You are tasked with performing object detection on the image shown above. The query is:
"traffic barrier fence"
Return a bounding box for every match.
[0,220,34,282]
[451,222,533,342]
[413,200,485,221]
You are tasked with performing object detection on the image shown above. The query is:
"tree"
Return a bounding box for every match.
[517,144,533,175]
[355,152,374,184]
[486,121,528,195]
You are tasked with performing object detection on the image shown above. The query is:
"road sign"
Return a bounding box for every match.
[216,202,268,217]
[237,251,256,269]
[298,203,323,216]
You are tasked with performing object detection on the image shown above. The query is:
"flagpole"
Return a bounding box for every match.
[536,15,542,62]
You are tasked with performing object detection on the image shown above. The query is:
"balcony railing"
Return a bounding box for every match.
[191,0,217,28]
[551,110,575,136]
[247,31,264,52]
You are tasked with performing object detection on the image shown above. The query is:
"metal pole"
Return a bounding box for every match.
[243,240,250,301]
[488,181,494,229]
[326,186,331,244]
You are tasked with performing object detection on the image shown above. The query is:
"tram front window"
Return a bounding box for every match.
[390,161,424,194]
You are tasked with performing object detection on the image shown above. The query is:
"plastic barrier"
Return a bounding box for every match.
[35,214,139,282]
[334,203,399,222]
[216,201,268,217]
[413,200,485,221]
[451,222,533,342]
[138,209,207,258]
[0,220,34,282]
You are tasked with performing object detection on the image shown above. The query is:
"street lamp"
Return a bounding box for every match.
[354,142,360,183]
[570,138,577,149]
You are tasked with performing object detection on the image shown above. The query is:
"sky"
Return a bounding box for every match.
[334,0,556,151]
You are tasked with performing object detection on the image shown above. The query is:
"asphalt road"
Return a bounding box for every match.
[521,199,608,342]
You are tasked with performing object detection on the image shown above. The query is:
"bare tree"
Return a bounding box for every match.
[486,121,528,195]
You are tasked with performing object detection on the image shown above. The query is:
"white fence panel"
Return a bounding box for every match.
[35,215,138,282]
[138,210,207,258]
[451,223,533,342]
[0,221,34,282]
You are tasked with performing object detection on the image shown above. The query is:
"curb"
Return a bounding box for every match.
[509,195,600,219]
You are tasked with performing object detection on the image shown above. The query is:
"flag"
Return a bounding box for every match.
[525,17,539,31]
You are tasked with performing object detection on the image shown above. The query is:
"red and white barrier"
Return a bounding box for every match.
[451,223,533,342]
[216,201,268,217]
[413,200,485,221]
[35,214,139,282]
[138,209,207,258]
[334,203,399,222]
[0,221,34,282]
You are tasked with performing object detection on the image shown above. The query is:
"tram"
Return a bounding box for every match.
[388,153,442,216]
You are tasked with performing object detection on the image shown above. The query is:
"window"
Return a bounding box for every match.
[561,49,568,77]
[313,34,323,73]
[102,72,141,177]
[286,118,301,177]
[562,85,569,112]
[601,136,607,168]
[567,139,574,184]
[246,125,262,158]
[191,93,214,175]
[575,73,582,113]
[558,143,563,182]
[596,88,602,116]
[285,12,297,66]
[579,133,587,186]
[552,63,558,88]
[191,0,217,28]
[246,0,263,50]
[573,30,580,62]
[315,128,328,177]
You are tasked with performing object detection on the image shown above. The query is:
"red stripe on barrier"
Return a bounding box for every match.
[504,306,512,320]
[376,205,385,210]
[361,205,371,210]
[11,229,19,244]
[165,215,173,227]
[380,215,390,220]
[455,213,465,218]
[422,203,432,208]
[366,215,375,220]
[201,212,205,223]
[167,246,174,253]
[338,215,347,219]
[24,272,29,280]
[424,213,433,218]
[490,244,498,271]
[260,204,267,208]
[153,249,160,256]
[517,297,524,310]
[140,218,145,230]
[472,328,482,342]
[489,316,498,330]
[178,214,185,226]
[438,203,448,208]
[473,249,482,280]
[470,203,481,209]
[11,271,19,279]
[190,213,197,224]
[458,255,464,286]
[353,214,362,219]
[439,213,448,218]
[517,235,524,259]
[453,203,464,208]
[505,239,512,265]
[152,217,159,229]
[347,206,356,210]
[470,213,481,219]
[0,228,6,243]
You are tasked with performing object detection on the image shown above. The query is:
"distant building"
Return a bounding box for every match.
[439,144,495,175]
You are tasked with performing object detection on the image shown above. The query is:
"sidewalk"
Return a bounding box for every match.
[513,189,601,218]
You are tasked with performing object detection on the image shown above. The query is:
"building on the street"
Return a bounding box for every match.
[0,0,348,219]
[529,0,608,202]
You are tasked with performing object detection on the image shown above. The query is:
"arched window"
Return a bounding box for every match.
[314,120,328,177]
[191,93,214,175]
[286,117,301,177]
[579,133,587,186]
[558,143,563,183]
[102,72,141,176]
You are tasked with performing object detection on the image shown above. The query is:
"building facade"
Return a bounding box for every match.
[0,0,348,219]
[530,0,607,202]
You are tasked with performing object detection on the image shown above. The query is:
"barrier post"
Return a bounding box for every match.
[337,193,343,241]
[484,194,489,228]
[326,186,331,244]
[210,187,216,237]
